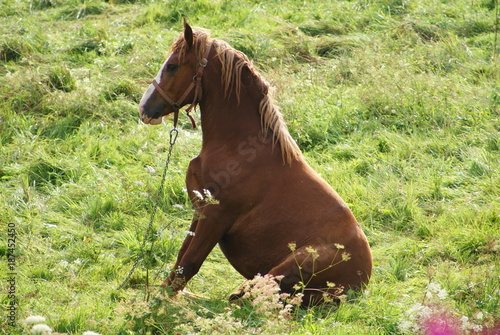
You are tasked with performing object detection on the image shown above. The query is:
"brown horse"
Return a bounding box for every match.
[138,21,372,306]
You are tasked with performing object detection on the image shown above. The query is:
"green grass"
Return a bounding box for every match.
[1,0,499,334]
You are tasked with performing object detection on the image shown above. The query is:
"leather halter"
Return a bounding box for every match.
[151,43,212,129]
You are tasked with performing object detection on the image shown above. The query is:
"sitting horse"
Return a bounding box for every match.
[138,21,372,306]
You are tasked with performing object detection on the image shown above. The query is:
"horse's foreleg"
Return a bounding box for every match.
[163,205,231,293]
[163,217,198,289]
[163,157,230,293]
[163,157,203,291]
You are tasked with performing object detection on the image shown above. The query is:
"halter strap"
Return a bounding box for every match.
[152,43,212,129]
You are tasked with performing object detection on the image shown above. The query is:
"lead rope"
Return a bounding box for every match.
[117,127,179,290]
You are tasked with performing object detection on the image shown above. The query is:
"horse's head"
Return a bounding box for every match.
[139,21,209,125]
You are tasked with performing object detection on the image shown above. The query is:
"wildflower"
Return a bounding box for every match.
[58,260,69,268]
[421,309,460,335]
[427,282,448,300]
[436,289,448,300]
[279,303,294,320]
[203,189,219,204]
[288,242,296,252]
[82,332,102,335]
[326,281,336,288]
[279,292,291,301]
[341,252,351,262]
[22,316,46,325]
[305,246,315,253]
[334,243,345,249]
[192,190,203,200]
[305,246,319,260]
[184,230,195,236]
[203,189,212,198]
[322,292,334,303]
[406,303,432,320]
[243,274,282,315]
[290,292,304,306]
[399,320,413,332]
[30,324,52,335]
[461,316,483,333]
[191,189,220,204]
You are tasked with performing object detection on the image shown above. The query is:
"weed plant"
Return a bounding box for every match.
[1,0,499,334]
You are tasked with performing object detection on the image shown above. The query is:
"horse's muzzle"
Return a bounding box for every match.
[138,104,163,125]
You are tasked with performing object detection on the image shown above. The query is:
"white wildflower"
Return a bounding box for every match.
[399,320,413,332]
[58,260,69,268]
[82,331,101,335]
[184,230,195,236]
[30,324,52,335]
[203,189,219,204]
[22,316,46,325]
[427,282,440,292]
[461,315,483,332]
[436,289,447,300]
[203,189,213,198]
[475,311,483,320]
[191,189,219,204]
[192,190,203,200]
[172,204,184,210]
[406,303,432,320]
[427,282,448,300]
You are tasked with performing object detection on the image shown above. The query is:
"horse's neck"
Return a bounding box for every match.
[199,78,264,147]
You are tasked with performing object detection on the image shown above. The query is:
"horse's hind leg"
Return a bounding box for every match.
[265,255,316,306]
[229,245,352,306]
[266,247,345,307]
[228,284,246,302]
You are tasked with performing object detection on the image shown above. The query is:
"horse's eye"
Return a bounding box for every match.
[166,64,178,72]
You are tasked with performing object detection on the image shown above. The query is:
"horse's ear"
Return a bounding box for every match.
[184,19,194,49]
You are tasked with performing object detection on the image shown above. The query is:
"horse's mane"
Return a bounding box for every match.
[170,28,302,165]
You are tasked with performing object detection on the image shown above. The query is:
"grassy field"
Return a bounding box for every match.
[1,0,499,334]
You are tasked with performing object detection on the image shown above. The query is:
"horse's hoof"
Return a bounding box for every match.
[228,289,245,303]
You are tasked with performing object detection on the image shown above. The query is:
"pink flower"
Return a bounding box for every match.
[421,310,460,335]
